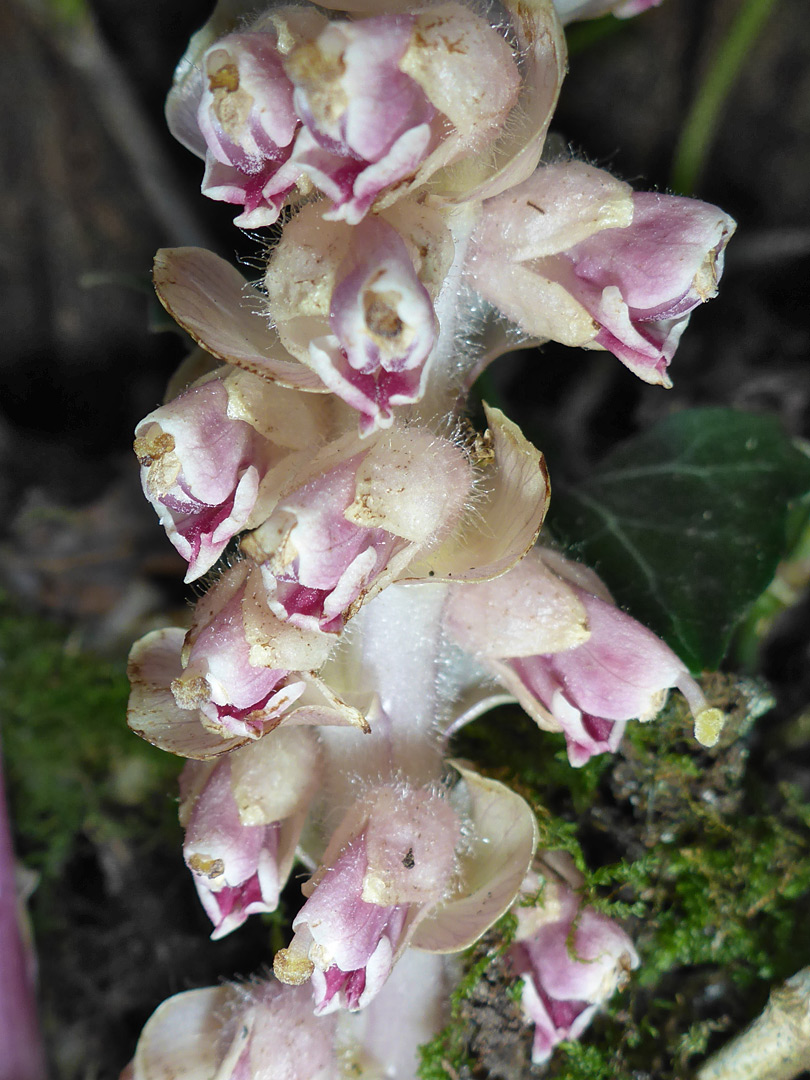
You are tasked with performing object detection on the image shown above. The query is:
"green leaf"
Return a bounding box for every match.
[547,408,810,671]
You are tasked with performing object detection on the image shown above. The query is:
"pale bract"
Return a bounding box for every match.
[553,0,663,22]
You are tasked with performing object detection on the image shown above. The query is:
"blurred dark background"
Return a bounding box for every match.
[2,0,808,646]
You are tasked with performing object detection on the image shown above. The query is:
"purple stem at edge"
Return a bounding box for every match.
[0,738,48,1080]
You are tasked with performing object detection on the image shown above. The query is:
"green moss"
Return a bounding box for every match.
[0,596,182,882]
[547,1039,624,1080]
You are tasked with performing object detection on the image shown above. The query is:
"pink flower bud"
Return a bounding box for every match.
[560,191,736,385]
[127,613,364,761]
[179,730,320,938]
[244,455,408,633]
[509,855,639,1064]
[467,162,735,385]
[181,760,282,937]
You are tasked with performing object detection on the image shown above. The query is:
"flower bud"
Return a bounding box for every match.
[509,854,639,1064]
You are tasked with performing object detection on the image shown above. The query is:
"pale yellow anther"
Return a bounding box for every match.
[694,707,725,748]
[273,945,315,986]
[187,854,225,879]
[170,674,210,710]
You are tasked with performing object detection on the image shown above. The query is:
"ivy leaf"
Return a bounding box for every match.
[547,409,810,672]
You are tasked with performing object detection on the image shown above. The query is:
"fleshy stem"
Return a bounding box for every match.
[670,0,780,194]
[697,967,810,1080]
[0,738,47,1080]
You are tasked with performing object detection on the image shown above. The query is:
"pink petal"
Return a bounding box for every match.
[546,591,687,721]
[330,216,437,377]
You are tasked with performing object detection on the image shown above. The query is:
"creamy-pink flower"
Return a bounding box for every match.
[510,856,639,1064]
[171,563,308,741]
[444,547,712,765]
[170,3,523,226]
[134,377,269,582]
[123,982,338,1080]
[263,200,452,432]
[467,162,735,386]
[311,216,438,432]
[242,426,473,632]
[274,785,460,1013]
[179,730,320,938]
[244,456,408,634]
[285,14,435,225]
[197,29,302,228]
